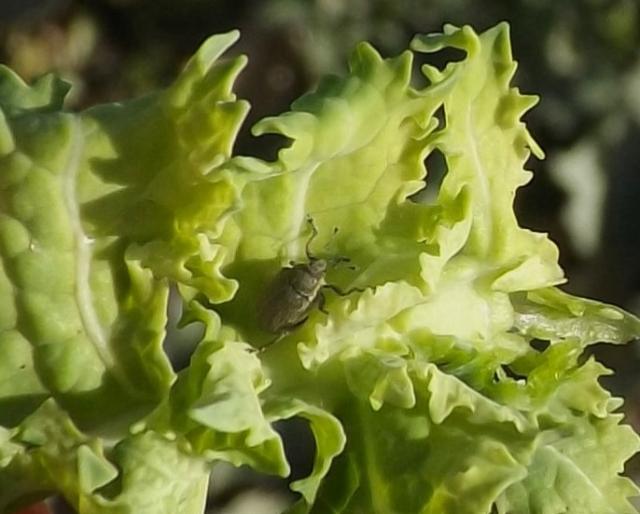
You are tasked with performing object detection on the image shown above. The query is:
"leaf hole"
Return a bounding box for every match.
[529,338,550,352]
[412,46,467,88]
[207,462,292,511]
[583,342,639,396]
[163,286,205,372]
[501,365,527,382]
[238,131,293,162]
[275,417,316,484]
[207,418,315,510]
[50,496,76,513]
[409,147,447,204]
[432,103,446,126]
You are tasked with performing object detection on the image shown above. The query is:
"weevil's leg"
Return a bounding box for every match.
[324,227,339,254]
[322,283,365,296]
[289,315,310,331]
[257,331,288,353]
[329,255,352,267]
[317,291,329,315]
[305,215,320,259]
[257,314,311,353]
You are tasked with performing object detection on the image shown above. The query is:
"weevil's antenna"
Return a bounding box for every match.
[330,255,357,270]
[305,215,320,260]
[304,218,357,270]
[321,225,340,250]
[322,225,358,270]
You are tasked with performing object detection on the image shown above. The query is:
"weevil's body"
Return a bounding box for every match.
[258,258,327,333]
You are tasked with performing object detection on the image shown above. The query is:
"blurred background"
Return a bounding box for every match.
[2,0,640,512]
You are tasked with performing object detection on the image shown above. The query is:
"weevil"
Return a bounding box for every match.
[257,217,359,336]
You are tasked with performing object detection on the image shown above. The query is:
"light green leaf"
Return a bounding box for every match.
[0,31,250,424]
[148,301,289,477]
[0,399,211,514]
[412,23,564,292]
[296,363,534,514]
[497,415,640,514]
[238,23,640,512]
[215,38,448,346]
[265,398,346,506]
[85,431,210,514]
[0,21,639,514]
[512,286,640,346]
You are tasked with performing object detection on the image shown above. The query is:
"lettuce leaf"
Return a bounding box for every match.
[0,30,250,422]
[0,31,260,513]
[213,22,640,513]
[0,21,638,514]
[0,399,210,514]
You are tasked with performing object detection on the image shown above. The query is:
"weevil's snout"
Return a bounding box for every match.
[308,258,327,276]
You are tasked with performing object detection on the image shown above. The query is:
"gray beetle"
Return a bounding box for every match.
[257,217,358,336]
